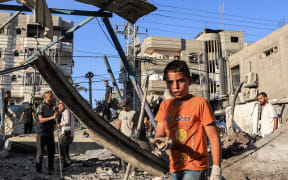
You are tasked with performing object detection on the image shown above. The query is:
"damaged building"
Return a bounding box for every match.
[226,24,288,135]
[139,29,245,108]
[0,12,74,104]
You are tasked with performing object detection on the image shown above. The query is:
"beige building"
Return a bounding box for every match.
[140,29,245,107]
[228,24,288,100]
[140,36,205,101]
[0,12,74,104]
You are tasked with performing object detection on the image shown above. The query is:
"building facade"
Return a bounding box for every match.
[0,12,74,104]
[140,30,245,108]
[228,24,288,101]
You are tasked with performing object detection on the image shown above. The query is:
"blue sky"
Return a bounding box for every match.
[2,0,288,107]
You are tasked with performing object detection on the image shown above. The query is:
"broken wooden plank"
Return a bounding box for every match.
[31,55,169,176]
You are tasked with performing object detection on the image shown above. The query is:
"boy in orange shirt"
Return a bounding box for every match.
[154,60,222,180]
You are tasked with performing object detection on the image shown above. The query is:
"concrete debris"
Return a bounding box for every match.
[0,152,158,179]
[0,150,9,159]
[222,131,251,159]
[82,130,90,138]
[84,149,113,160]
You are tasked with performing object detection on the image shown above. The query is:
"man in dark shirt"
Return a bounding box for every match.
[36,91,58,174]
[20,103,36,134]
[102,80,112,121]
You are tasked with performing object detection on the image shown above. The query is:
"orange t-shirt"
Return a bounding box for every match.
[155,96,215,173]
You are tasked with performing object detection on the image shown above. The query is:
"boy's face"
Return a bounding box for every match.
[165,72,191,99]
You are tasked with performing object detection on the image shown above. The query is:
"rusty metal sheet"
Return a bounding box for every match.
[75,0,157,24]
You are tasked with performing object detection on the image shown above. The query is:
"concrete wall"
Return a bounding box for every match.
[226,102,259,135]
[228,25,288,100]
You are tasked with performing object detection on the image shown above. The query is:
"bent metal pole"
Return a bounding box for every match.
[102,17,156,128]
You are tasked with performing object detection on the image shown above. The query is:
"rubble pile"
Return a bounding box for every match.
[222,131,251,159]
[0,150,156,180]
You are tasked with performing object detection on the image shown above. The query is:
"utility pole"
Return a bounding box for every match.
[115,23,147,110]
[220,2,224,30]
[85,72,94,107]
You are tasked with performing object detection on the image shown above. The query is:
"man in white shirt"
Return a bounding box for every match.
[117,99,137,137]
[58,101,74,169]
[258,92,278,137]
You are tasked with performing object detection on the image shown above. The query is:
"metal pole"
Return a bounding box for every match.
[0,4,112,17]
[135,76,149,140]
[102,17,156,128]
[102,56,122,100]
[0,11,21,31]
[85,72,94,106]
[124,76,149,180]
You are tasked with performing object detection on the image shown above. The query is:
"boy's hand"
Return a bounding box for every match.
[210,165,222,180]
[151,137,173,151]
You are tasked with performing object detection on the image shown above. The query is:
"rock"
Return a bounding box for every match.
[82,131,89,138]
[84,149,112,160]
[222,131,251,159]
[0,149,9,159]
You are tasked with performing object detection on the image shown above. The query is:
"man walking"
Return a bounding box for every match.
[20,103,36,134]
[258,92,278,137]
[58,101,74,169]
[102,80,112,121]
[36,91,58,174]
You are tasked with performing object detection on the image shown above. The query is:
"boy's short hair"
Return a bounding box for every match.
[258,92,267,97]
[44,90,53,95]
[163,60,190,80]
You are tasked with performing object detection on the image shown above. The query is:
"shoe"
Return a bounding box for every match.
[63,163,71,169]
[36,168,42,173]
[48,168,54,175]
[36,163,42,173]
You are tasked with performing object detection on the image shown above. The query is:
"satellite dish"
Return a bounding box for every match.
[75,0,157,24]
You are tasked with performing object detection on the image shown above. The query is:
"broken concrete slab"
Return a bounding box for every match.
[83,149,113,160]
[4,129,102,154]
[222,122,288,179]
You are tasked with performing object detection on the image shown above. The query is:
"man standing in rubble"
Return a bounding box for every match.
[20,103,36,134]
[102,80,112,121]
[36,91,58,174]
[58,100,74,169]
[258,92,278,137]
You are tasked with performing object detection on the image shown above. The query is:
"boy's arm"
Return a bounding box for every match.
[38,113,57,123]
[117,120,122,130]
[155,121,166,138]
[204,122,221,166]
[32,112,37,124]
[273,117,278,131]
[20,112,24,123]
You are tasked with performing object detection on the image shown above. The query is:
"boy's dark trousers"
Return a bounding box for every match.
[102,102,111,121]
[59,134,73,165]
[36,134,55,171]
[24,122,33,134]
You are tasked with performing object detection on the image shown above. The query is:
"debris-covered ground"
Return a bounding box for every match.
[0,150,157,180]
